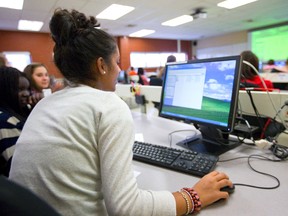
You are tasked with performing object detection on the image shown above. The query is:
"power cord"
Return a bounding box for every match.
[219,154,282,189]
[242,60,287,129]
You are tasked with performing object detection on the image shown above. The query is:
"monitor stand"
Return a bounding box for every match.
[176,125,241,156]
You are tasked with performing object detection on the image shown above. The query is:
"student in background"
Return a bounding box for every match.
[9,8,233,216]
[128,66,137,76]
[128,66,139,83]
[0,67,30,177]
[23,63,51,93]
[137,67,149,85]
[0,53,8,67]
[157,55,176,80]
[23,63,51,104]
[240,50,274,89]
[263,59,276,72]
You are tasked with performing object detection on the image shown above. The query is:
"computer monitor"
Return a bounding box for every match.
[159,55,242,155]
[117,70,125,83]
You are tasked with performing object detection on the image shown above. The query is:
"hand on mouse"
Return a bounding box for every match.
[192,170,233,208]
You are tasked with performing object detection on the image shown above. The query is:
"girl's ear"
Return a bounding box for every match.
[96,57,107,75]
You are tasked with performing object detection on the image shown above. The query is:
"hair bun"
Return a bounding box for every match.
[49,8,100,46]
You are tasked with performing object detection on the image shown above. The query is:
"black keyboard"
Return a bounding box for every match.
[133,141,219,177]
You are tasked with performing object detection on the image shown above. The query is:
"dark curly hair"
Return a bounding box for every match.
[49,8,117,84]
[240,50,259,79]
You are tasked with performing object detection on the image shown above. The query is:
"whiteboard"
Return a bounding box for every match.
[3,51,32,71]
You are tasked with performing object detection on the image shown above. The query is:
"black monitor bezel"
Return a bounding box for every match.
[158,55,242,133]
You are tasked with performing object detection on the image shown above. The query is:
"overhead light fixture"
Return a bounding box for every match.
[161,15,193,27]
[96,4,135,20]
[0,0,24,9]
[217,0,258,9]
[18,20,44,31]
[129,29,155,37]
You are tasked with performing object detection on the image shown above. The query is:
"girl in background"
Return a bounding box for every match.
[240,50,274,89]
[0,67,30,176]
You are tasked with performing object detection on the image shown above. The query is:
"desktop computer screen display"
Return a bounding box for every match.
[159,56,242,155]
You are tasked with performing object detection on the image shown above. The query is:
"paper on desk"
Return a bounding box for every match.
[133,170,141,178]
[135,133,144,142]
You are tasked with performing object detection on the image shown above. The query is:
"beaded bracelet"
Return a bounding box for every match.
[182,188,202,212]
[179,191,191,215]
[181,189,194,214]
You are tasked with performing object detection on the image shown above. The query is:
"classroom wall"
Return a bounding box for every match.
[118,36,192,71]
[195,31,249,58]
[0,30,250,77]
[0,30,193,77]
[0,30,61,77]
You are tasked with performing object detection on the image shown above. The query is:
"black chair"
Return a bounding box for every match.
[149,77,163,109]
[0,176,60,216]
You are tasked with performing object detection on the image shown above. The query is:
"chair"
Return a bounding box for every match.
[0,176,60,216]
[149,77,163,109]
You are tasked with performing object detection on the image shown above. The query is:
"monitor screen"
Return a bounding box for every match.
[117,70,127,83]
[159,55,242,155]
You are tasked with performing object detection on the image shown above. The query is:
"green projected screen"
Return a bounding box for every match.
[250,24,288,62]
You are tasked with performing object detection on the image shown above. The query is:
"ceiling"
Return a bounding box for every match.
[0,0,288,41]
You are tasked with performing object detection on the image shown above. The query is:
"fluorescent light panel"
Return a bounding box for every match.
[217,0,258,9]
[0,0,23,9]
[161,15,193,27]
[129,29,155,37]
[18,20,44,31]
[96,4,135,20]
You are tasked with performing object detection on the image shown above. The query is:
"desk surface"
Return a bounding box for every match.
[132,112,288,216]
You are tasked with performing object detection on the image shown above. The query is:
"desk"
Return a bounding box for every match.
[261,73,288,90]
[132,112,288,216]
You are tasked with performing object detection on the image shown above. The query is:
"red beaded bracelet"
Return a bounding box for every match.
[182,188,202,212]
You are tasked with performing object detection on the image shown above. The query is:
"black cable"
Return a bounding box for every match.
[245,90,265,131]
[219,154,282,190]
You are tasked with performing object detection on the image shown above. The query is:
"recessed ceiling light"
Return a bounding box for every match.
[0,0,23,9]
[129,29,155,37]
[161,15,193,27]
[96,4,135,20]
[18,20,44,31]
[217,0,258,9]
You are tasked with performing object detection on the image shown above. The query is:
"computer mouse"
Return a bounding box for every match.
[220,184,235,194]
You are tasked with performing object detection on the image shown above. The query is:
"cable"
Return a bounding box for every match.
[219,154,282,189]
[242,60,286,128]
[269,143,288,160]
[273,100,288,121]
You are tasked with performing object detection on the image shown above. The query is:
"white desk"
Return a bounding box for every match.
[261,72,288,83]
[132,112,288,216]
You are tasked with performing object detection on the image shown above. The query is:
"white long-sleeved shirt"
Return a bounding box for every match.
[9,85,176,216]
